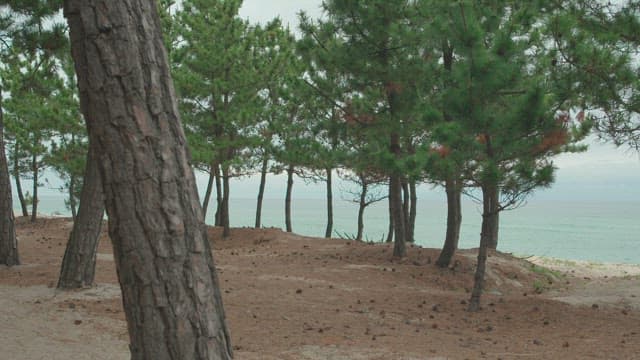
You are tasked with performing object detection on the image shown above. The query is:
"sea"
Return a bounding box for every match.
[23,190,640,265]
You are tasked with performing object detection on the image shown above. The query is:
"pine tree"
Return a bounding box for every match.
[249,19,298,229]
[0,75,18,266]
[44,52,87,219]
[64,0,233,357]
[173,0,277,236]
[425,1,590,311]
[2,23,66,222]
[301,0,430,257]
[0,6,19,266]
[546,0,640,150]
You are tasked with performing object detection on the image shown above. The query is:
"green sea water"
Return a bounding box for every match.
[23,193,640,265]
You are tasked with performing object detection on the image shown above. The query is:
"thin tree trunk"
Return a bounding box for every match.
[487,188,500,249]
[57,147,105,289]
[214,163,223,226]
[30,152,37,222]
[65,1,233,358]
[285,164,294,233]
[402,180,411,242]
[436,177,462,268]
[201,164,215,220]
[408,180,417,243]
[13,143,28,217]
[254,155,268,228]
[390,131,406,257]
[390,173,406,258]
[221,165,230,238]
[468,183,498,312]
[0,88,19,266]
[402,180,409,233]
[324,167,333,238]
[69,174,78,220]
[386,196,393,243]
[356,180,367,241]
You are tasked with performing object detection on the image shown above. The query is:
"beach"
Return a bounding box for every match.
[0,217,639,359]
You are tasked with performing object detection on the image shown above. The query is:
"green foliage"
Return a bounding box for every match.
[300,0,436,184]
[422,1,590,210]
[44,53,86,213]
[544,0,640,150]
[171,0,298,181]
[1,1,83,213]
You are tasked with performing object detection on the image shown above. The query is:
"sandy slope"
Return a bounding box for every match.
[1,217,638,359]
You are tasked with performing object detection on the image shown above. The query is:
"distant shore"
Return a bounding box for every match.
[528,255,640,278]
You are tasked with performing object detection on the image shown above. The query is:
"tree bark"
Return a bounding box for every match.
[389,131,406,258]
[214,163,223,226]
[487,188,500,249]
[324,167,333,238]
[69,174,78,220]
[201,164,215,220]
[221,165,230,238]
[58,147,105,289]
[436,177,462,268]
[30,151,38,222]
[64,1,233,358]
[468,183,498,312]
[13,143,28,217]
[254,155,268,228]
[356,180,367,242]
[408,180,417,243]
[390,173,406,258]
[0,88,19,266]
[385,196,393,243]
[402,180,410,241]
[285,164,294,233]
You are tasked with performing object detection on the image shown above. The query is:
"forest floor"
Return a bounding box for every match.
[1,217,639,360]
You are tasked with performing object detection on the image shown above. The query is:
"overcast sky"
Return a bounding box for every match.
[234,0,640,202]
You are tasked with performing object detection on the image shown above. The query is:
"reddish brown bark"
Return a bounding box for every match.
[64,1,232,358]
[57,146,104,289]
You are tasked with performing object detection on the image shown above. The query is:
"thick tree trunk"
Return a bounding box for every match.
[0,89,19,266]
[436,177,462,268]
[468,184,498,312]
[58,147,105,289]
[386,196,393,243]
[487,188,500,249]
[30,152,38,222]
[285,164,294,233]
[408,180,417,243]
[64,1,233,359]
[201,164,215,220]
[13,144,28,217]
[254,155,268,228]
[214,163,223,226]
[356,180,367,242]
[221,165,231,238]
[324,167,333,238]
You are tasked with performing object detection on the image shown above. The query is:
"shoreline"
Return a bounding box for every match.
[526,255,640,278]
[14,214,640,277]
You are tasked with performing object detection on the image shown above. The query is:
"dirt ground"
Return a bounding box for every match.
[1,217,639,360]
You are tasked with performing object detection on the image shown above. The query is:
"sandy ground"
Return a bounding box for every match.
[1,217,639,360]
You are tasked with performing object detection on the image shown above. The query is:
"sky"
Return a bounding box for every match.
[234,0,640,202]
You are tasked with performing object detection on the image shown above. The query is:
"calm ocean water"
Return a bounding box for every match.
[28,192,640,264]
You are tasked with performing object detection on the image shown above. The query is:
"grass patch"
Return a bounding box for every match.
[530,264,563,293]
